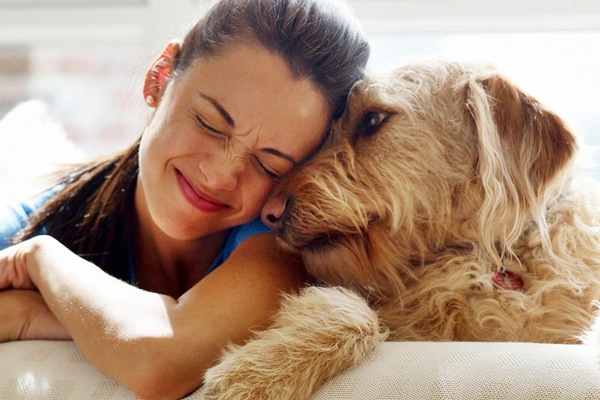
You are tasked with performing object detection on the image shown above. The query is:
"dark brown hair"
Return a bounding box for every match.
[15,0,370,279]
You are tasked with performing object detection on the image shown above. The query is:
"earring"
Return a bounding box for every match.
[145,95,155,105]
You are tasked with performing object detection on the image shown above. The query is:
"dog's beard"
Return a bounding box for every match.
[275,213,364,253]
[300,234,374,287]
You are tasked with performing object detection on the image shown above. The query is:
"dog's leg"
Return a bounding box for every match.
[204,286,388,400]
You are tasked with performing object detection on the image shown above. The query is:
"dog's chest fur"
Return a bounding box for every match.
[383,181,600,344]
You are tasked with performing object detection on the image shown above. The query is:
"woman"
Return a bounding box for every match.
[0,0,369,398]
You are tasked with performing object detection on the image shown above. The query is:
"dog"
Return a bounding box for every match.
[204,61,600,399]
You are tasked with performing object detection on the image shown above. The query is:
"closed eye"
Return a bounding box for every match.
[195,114,227,139]
[251,155,281,180]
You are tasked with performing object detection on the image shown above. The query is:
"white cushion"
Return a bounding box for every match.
[1,340,599,399]
[314,341,600,399]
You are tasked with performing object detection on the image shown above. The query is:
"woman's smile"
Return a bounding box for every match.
[175,169,228,212]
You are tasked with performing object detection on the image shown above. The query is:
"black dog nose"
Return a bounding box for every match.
[264,211,280,228]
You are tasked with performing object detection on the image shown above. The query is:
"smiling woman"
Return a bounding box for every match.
[0,0,370,398]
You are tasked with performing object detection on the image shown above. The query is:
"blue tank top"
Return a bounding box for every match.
[0,187,271,284]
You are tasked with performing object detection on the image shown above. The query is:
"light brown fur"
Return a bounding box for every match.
[205,61,600,398]
[204,287,387,399]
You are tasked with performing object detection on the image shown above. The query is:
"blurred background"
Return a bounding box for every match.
[0,0,598,176]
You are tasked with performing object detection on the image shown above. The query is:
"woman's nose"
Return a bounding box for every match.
[199,156,244,191]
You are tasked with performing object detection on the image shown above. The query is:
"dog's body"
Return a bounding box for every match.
[205,61,600,398]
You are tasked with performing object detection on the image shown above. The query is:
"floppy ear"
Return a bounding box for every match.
[468,74,577,197]
[466,73,577,264]
[480,75,576,190]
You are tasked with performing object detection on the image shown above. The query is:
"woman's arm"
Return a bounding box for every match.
[0,289,70,341]
[0,233,307,400]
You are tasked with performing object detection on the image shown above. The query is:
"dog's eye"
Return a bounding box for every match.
[360,111,388,136]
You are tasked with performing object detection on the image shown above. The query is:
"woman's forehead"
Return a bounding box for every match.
[179,44,330,157]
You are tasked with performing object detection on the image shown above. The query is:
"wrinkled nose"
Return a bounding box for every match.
[261,193,290,231]
[199,157,243,191]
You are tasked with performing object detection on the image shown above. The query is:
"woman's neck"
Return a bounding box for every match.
[131,186,228,298]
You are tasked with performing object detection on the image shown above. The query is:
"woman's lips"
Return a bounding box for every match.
[176,169,227,212]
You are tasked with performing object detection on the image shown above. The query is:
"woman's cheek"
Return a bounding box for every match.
[247,180,275,214]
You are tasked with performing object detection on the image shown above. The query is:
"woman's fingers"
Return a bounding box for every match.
[0,289,70,341]
[0,241,38,290]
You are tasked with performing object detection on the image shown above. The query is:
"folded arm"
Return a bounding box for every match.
[0,234,306,400]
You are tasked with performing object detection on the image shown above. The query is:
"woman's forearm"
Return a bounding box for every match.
[28,236,175,339]
[24,236,193,398]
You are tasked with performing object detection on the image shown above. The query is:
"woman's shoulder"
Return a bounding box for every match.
[228,217,272,245]
[0,185,63,249]
[206,217,272,275]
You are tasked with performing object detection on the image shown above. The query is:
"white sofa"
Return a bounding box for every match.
[1,339,599,399]
[2,102,600,399]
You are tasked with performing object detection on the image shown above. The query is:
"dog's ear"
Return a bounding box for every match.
[468,74,577,194]
[466,73,577,264]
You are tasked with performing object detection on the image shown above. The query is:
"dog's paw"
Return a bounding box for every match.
[203,352,280,400]
[204,286,388,400]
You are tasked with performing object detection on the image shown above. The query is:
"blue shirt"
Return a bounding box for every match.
[0,187,272,283]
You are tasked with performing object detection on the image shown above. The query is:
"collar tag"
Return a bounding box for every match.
[492,270,524,291]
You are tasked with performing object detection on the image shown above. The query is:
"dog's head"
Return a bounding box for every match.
[263,61,577,300]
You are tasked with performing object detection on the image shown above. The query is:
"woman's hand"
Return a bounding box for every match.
[0,289,71,342]
[0,238,40,290]
[0,237,71,342]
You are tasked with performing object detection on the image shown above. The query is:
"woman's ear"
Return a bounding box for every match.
[143,40,181,107]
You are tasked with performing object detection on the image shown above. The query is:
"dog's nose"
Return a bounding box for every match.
[262,193,289,231]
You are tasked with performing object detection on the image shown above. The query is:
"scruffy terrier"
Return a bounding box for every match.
[204,61,600,399]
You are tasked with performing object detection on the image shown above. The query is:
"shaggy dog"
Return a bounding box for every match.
[204,61,600,399]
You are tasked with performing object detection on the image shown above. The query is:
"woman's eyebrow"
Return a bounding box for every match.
[198,93,235,128]
[198,92,297,166]
[260,148,297,167]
